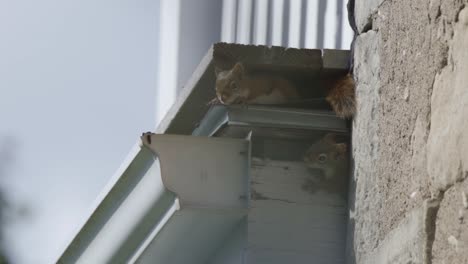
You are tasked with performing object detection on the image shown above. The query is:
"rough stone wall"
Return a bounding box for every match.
[350,0,468,263]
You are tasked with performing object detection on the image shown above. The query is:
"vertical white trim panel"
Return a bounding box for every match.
[156,0,180,124]
[270,0,285,46]
[324,0,338,48]
[221,0,237,43]
[253,0,269,45]
[287,0,302,48]
[236,0,252,44]
[304,0,319,48]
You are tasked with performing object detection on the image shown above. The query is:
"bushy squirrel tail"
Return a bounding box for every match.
[326,73,356,119]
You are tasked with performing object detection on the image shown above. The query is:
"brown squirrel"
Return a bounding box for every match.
[325,73,356,119]
[214,62,356,118]
[214,62,299,104]
[303,133,349,180]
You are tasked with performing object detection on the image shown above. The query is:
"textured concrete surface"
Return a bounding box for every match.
[360,200,439,264]
[432,178,468,264]
[350,30,381,261]
[350,0,468,263]
[427,6,468,191]
[430,7,468,263]
[354,0,386,33]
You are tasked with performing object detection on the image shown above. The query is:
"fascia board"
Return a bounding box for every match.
[193,105,348,137]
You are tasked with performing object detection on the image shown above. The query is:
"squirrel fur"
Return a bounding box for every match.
[325,73,356,119]
[303,133,349,180]
[214,62,356,118]
[214,62,299,105]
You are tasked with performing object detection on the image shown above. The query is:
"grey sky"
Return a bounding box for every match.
[0,0,159,263]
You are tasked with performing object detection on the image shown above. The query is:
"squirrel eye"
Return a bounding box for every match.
[230,82,238,90]
[317,154,327,163]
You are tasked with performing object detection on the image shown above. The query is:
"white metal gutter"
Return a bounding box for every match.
[58,40,217,264]
[58,142,172,263]
[58,134,249,264]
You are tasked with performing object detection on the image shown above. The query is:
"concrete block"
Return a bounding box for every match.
[354,0,386,33]
[360,200,438,264]
[350,30,382,261]
[352,30,381,170]
[427,7,468,190]
[432,178,468,263]
[349,2,468,264]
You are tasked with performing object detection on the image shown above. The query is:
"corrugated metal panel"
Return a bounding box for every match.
[304,0,320,48]
[221,0,237,43]
[253,0,269,45]
[324,0,339,48]
[270,0,286,46]
[287,0,303,48]
[221,0,353,49]
[340,0,355,48]
[236,0,253,44]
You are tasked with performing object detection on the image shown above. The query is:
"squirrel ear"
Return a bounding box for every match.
[332,143,347,160]
[232,62,245,76]
[335,143,347,154]
[322,133,338,144]
[214,66,223,76]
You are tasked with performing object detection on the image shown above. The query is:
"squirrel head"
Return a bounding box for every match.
[303,133,348,180]
[214,62,245,104]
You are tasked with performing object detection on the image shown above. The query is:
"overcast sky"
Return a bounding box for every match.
[0,0,159,263]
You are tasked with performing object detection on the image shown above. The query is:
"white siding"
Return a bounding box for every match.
[304,0,320,48]
[270,0,286,46]
[253,0,269,45]
[221,0,238,43]
[341,0,355,48]
[287,0,303,48]
[324,0,339,48]
[236,0,253,44]
[221,0,353,49]
[155,0,181,124]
